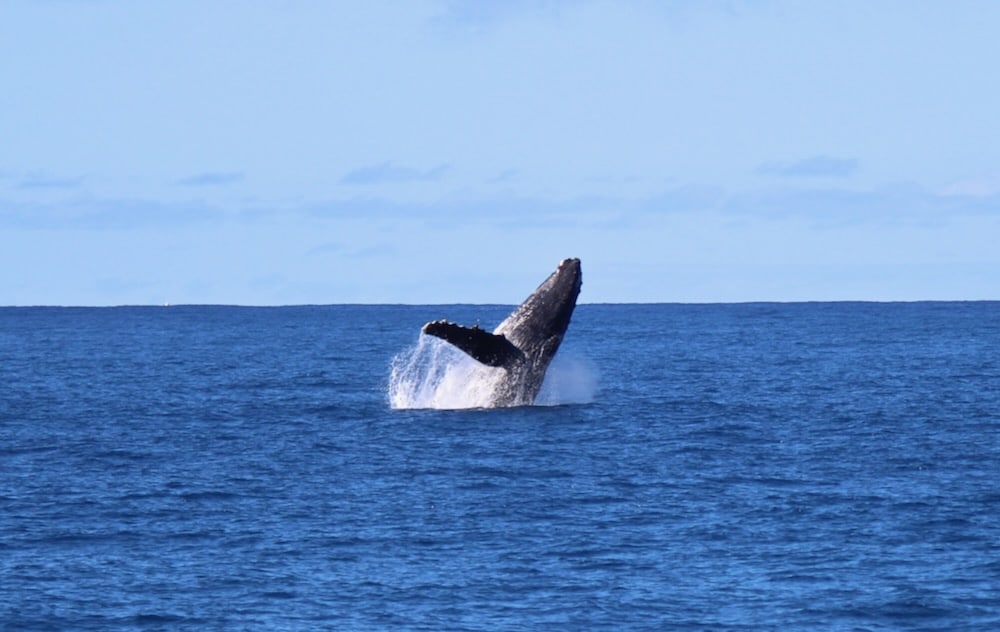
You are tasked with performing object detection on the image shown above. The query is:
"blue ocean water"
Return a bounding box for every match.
[1,303,998,630]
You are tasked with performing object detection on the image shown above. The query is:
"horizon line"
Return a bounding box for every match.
[3,299,998,309]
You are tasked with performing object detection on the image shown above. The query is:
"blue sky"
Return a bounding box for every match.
[2,1,999,305]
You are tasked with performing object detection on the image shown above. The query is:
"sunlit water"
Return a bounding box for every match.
[2,303,999,630]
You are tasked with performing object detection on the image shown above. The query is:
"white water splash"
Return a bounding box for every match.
[534,352,598,407]
[388,335,597,410]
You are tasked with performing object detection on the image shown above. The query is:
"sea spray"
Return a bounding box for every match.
[388,335,506,409]
[389,334,597,410]
[534,352,598,407]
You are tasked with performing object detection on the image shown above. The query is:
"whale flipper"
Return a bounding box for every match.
[422,320,524,368]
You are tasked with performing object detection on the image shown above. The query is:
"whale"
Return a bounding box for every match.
[422,257,582,407]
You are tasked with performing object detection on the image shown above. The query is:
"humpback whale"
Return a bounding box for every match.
[422,258,582,407]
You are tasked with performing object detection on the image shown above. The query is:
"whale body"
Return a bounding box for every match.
[422,258,582,407]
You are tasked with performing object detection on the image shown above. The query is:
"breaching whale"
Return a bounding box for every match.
[422,258,582,407]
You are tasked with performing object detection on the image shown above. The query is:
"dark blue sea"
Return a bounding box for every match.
[2,303,999,630]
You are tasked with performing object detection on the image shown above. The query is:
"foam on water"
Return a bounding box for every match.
[389,334,596,409]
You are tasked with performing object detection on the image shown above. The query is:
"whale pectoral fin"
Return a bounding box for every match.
[422,320,523,368]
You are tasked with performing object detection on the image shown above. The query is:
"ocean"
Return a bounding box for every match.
[2,303,998,630]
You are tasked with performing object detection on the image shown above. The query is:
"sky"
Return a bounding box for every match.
[2,0,999,305]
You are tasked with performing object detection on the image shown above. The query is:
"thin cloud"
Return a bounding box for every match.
[0,197,227,230]
[723,183,1000,226]
[638,185,726,214]
[308,242,346,256]
[177,171,245,187]
[5,181,993,233]
[942,173,1000,197]
[17,174,85,190]
[489,169,519,183]
[757,156,859,178]
[432,2,524,28]
[430,0,571,31]
[354,243,398,258]
[339,162,450,185]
